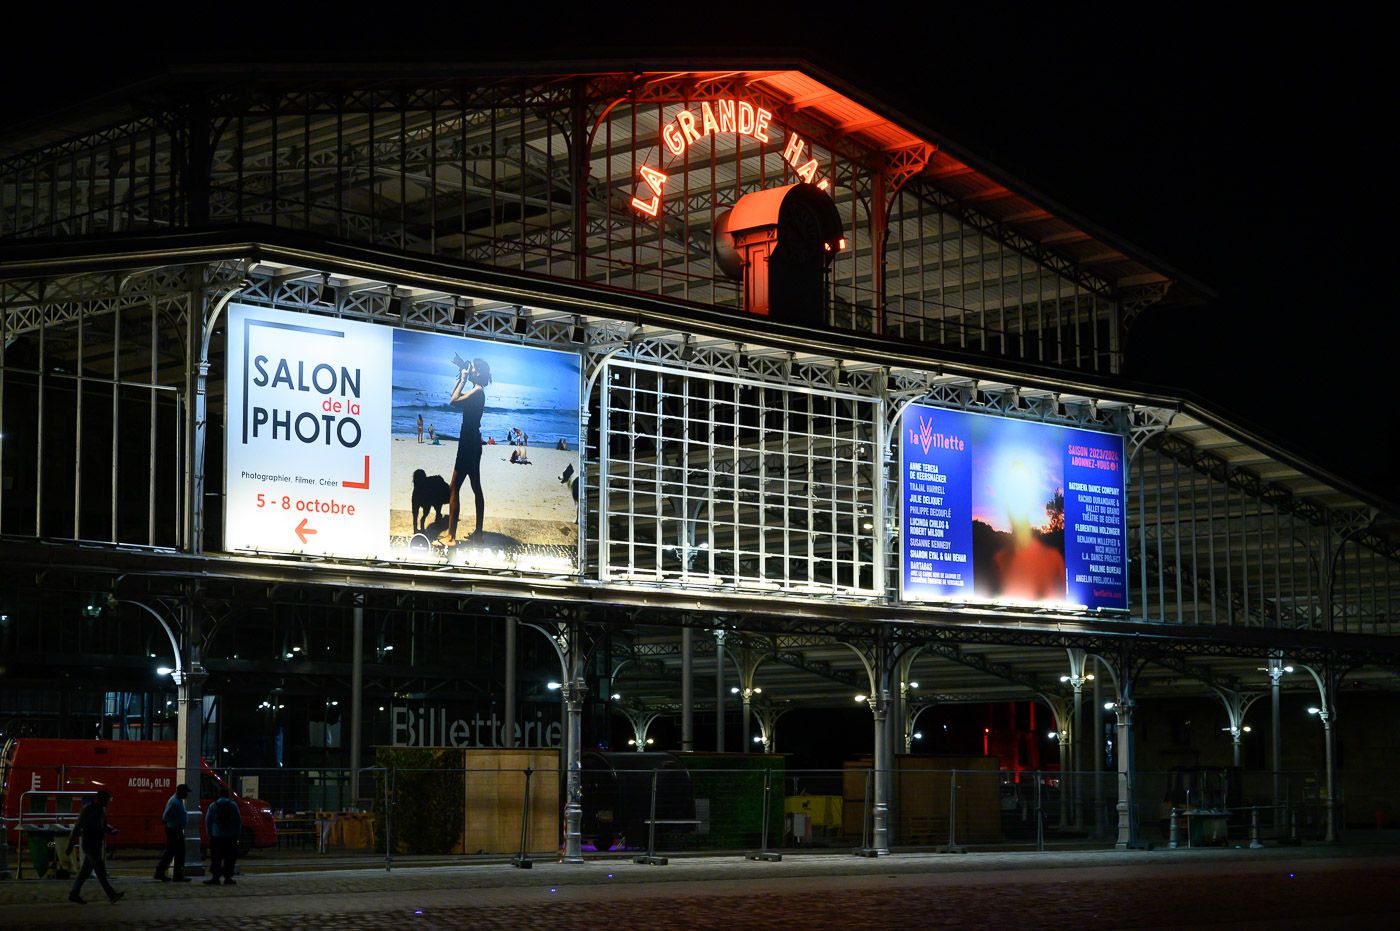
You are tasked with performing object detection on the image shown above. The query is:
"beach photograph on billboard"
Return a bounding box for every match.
[388,329,581,571]
[223,302,581,573]
[899,403,1126,610]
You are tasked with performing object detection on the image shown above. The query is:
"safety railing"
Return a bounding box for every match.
[1,763,1352,878]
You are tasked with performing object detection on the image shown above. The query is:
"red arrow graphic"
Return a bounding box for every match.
[294,518,317,544]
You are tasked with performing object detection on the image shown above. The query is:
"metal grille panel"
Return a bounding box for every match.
[599,360,881,596]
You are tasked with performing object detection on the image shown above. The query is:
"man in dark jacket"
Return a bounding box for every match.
[154,783,192,882]
[205,787,242,885]
[65,790,124,904]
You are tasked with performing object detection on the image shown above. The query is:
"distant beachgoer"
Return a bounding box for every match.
[556,438,567,451]
[443,358,492,546]
[416,414,424,444]
[510,449,532,466]
[427,424,434,444]
[488,437,496,445]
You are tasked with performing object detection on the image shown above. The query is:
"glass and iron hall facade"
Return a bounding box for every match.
[2,61,1398,852]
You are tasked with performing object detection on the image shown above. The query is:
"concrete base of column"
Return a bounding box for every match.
[183,812,206,876]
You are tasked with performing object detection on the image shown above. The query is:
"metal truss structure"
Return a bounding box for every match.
[2,254,1397,654]
[1,66,1181,380]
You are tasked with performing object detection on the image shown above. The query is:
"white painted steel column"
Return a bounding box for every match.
[1092,662,1104,835]
[350,601,364,791]
[1270,657,1283,822]
[173,599,206,876]
[681,627,694,752]
[1114,698,1136,849]
[886,675,902,845]
[1300,663,1337,843]
[504,618,517,748]
[742,691,752,752]
[561,675,587,863]
[869,687,891,854]
[1321,708,1336,843]
[714,631,726,752]
[1072,677,1084,830]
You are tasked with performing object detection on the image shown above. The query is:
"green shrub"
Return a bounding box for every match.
[373,747,465,855]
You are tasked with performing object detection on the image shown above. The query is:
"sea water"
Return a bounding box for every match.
[389,380,579,448]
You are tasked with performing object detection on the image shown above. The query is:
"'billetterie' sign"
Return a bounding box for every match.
[631,99,830,217]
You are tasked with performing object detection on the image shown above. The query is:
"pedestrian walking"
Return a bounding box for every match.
[154,783,192,882]
[205,787,242,885]
[65,790,124,904]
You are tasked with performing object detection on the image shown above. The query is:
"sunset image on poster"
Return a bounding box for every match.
[967,416,1066,602]
[899,404,1125,610]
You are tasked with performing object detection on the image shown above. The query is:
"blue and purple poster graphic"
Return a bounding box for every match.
[899,404,1126,610]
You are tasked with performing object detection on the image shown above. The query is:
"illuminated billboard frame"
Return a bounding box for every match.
[222,303,582,575]
[897,403,1127,611]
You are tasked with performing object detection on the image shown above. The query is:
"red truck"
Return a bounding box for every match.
[1,739,277,851]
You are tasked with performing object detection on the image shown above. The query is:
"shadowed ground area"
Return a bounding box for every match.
[2,844,1398,929]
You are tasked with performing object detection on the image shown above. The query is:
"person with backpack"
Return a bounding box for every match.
[206,787,242,885]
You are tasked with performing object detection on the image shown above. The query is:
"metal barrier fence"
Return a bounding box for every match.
[1,763,1343,877]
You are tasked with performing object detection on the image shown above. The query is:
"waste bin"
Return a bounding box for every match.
[27,830,52,877]
[1186,809,1228,846]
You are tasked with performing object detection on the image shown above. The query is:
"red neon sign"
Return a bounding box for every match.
[630,165,668,217]
[633,99,829,217]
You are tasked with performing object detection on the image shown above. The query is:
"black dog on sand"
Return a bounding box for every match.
[412,469,452,532]
[559,462,580,502]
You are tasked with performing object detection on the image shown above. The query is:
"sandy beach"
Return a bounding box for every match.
[388,437,579,560]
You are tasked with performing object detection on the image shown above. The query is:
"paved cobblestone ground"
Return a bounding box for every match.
[2,845,1398,929]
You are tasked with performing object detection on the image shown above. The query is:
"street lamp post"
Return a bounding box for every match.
[559,678,587,862]
[1299,663,1337,843]
[1060,651,1094,830]
[1258,657,1293,835]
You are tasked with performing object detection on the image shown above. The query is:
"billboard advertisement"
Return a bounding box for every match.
[224,303,581,573]
[898,403,1126,610]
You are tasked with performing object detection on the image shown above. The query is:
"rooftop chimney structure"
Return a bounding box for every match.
[715,183,844,326]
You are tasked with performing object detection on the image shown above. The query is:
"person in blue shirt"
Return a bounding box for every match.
[205,787,242,885]
[65,790,123,904]
[154,783,191,882]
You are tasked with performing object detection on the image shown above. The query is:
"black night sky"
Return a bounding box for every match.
[4,9,1392,502]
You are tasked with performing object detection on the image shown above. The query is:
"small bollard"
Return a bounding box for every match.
[1290,805,1299,844]
[1169,807,1180,849]
[1249,808,1262,849]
